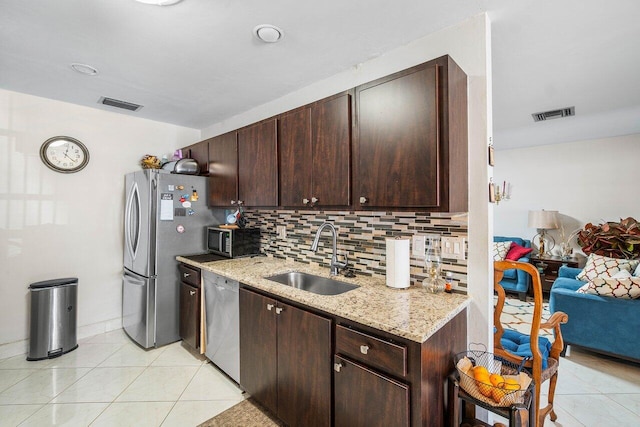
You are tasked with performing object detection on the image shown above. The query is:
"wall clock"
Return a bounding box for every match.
[40,136,90,173]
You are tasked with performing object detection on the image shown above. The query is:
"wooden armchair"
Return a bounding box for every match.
[494,261,569,427]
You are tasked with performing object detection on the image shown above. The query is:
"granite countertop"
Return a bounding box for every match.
[177,255,470,343]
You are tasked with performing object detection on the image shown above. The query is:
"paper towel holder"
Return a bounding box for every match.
[386,237,411,289]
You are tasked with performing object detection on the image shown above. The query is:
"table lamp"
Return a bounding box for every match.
[528,210,559,257]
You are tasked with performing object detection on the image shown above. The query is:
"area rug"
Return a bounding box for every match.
[498,296,553,340]
[197,398,284,427]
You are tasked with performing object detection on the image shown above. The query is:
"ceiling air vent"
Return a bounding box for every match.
[532,107,576,122]
[532,106,575,122]
[98,97,143,112]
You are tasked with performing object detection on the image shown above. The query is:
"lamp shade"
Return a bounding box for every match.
[528,210,559,230]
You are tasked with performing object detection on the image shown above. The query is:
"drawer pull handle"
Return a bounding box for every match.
[334,362,343,373]
[275,307,283,315]
[303,198,310,205]
[189,290,196,296]
[359,196,368,204]
[360,345,369,355]
[266,304,274,311]
[183,273,190,278]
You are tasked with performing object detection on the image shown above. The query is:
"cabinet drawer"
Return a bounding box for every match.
[335,325,407,378]
[178,263,201,287]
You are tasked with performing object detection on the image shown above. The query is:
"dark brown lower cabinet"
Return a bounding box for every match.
[179,282,200,349]
[240,285,468,427]
[334,355,409,427]
[239,288,331,427]
[178,263,201,350]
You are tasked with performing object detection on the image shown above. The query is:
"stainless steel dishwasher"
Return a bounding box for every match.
[203,270,240,383]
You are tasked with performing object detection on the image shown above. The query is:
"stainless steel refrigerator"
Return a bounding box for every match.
[122,169,222,348]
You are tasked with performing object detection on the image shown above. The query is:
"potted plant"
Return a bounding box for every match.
[577,217,640,259]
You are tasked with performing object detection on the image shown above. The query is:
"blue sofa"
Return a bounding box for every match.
[494,236,532,301]
[549,266,640,362]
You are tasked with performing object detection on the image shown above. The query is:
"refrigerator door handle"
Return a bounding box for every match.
[125,181,141,261]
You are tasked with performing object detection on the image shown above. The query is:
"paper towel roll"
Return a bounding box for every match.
[386,237,410,289]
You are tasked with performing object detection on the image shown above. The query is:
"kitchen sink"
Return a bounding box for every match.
[266,272,359,296]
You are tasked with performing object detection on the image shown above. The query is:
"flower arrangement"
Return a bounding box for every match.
[577,217,640,259]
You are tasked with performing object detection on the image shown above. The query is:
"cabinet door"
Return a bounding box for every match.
[179,283,200,349]
[238,119,278,207]
[311,93,351,207]
[334,355,409,427]
[278,107,312,207]
[239,288,278,414]
[182,140,209,175]
[277,302,332,427]
[208,131,238,207]
[356,63,439,208]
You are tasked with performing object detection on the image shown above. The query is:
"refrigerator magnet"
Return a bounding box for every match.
[182,201,192,208]
[176,224,185,233]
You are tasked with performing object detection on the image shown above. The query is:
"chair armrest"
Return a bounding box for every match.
[541,311,568,359]
[558,265,582,279]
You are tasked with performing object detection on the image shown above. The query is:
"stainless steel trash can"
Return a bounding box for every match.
[27,278,78,361]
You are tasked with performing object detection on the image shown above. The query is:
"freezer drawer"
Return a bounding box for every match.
[123,269,155,348]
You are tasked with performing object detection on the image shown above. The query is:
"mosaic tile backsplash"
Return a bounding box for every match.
[243,209,469,293]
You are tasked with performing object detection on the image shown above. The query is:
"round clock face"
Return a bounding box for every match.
[40,136,90,173]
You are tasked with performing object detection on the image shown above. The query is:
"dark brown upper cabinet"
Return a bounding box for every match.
[207,131,238,208]
[354,55,468,212]
[181,140,209,175]
[237,119,278,207]
[278,92,352,208]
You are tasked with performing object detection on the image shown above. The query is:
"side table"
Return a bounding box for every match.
[448,372,535,427]
[528,255,585,296]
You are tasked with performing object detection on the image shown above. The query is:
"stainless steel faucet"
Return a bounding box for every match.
[311,222,348,276]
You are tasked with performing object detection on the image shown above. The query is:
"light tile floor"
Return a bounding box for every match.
[0,329,639,426]
[0,329,243,426]
[492,345,640,426]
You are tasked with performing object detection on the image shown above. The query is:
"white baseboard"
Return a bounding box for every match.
[0,317,122,360]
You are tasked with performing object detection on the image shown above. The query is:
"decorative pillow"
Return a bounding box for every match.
[505,242,533,261]
[576,254,640,281]
[493,241,512,261]
[612,269,632,279]
[583,277,640,299]
[576,282,591,294]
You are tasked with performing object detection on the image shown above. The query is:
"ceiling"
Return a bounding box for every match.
[1,0,639,150]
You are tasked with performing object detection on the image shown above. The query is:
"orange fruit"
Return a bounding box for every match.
[492,386,507,403]
[489,373,505,387]
[472,366,489,379]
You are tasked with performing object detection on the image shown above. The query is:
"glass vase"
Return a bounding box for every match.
[422,236,445,293]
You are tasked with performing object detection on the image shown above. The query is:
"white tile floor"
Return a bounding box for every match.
[0,330,244,426]
[0,329,639,426]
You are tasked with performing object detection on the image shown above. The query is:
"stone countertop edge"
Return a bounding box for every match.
[177,255,470,344]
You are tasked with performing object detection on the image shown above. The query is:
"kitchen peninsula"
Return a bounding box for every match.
[178,255,469,426]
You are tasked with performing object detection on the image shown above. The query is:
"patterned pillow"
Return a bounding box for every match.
[576,254,640,281]
[583,277,640,299]
[493,241,512,261]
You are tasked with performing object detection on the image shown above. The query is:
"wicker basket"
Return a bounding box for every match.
[455,350,531,407]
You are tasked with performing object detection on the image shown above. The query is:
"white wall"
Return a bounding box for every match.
[0,89,199,358]
[494,133,640,255]
[203,15,494,347]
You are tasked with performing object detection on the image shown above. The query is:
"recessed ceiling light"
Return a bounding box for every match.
[70,63,99,76]
[253,24,284,43]
[135,0,183,5]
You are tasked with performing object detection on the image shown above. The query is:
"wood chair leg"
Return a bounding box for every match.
[547,372,559,422]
